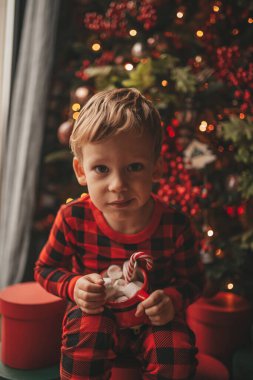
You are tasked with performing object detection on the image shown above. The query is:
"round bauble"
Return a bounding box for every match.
[74,86,90,104]
[57,119,74,145]
[131,42,149,59]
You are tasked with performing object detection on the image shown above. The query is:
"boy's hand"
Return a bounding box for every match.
[135,290,175,326]
[73,273,106,314]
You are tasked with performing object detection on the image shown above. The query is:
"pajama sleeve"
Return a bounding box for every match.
[34,205,82,301]
[163,215,205,313]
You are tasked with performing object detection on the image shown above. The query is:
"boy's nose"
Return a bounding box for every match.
[108,172,128,192]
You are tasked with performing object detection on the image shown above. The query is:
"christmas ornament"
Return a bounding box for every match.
[183,139,216,169]
[73,86,91,104]
[57,120,74,145]
[131,42,149,59]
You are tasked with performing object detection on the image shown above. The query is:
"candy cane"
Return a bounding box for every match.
[123,251,153,283]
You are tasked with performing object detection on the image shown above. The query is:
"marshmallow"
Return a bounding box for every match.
[133,281,143,288]
[105,285,117,300]
[103,277,112,286]
[103,262,145,303]
[107,265,123,280]
[114,279,127,288]
[121,281,143,298]
[113,295,128,303]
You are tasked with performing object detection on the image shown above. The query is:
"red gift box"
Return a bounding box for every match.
[0,282,66,369]
[186,291,252,364]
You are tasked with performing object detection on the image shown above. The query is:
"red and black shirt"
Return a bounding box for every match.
[34,194,204,312]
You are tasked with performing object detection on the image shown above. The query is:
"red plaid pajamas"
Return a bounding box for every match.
[34,194,204,379]
[61,304,197,380]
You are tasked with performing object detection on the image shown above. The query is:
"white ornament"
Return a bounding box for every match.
[183,139,216,169]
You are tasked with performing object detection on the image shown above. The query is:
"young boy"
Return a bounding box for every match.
[34,88,204,380]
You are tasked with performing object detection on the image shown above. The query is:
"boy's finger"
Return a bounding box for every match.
[86,273,104,284]
[79,290,106,301]
[140,290,164,309]
[144,304,162,317]
[78,278,105,293]
[135,302,145,317]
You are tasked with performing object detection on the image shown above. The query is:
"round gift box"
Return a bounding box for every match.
[102,268,150,328]
[0,282,66,369]
[186,291,252,364]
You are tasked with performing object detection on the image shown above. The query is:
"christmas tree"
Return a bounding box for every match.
[32,0,253,300]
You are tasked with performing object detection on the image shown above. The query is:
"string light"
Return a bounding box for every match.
[215,248,224,258]
[207,229,214,237]
[124,63,134,71]
[91,43,101,51]
[207,124,215,132]
[213,5,220,12]
[129,29,137,36]
[72,103,81,112]
[227,282,234,290]
[177,11,184,19]
[248,18,253,24]
[199,120,208,132]
[239,113,245,119]
[73,112,80,120]
[195,55,202,63]
[161,80,168,87]
[196,30,204,38]
[75,87,89,99]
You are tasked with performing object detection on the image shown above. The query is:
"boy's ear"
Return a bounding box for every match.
[152,156,163,183]
[73,157,87,186]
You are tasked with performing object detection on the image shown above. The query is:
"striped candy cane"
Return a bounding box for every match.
[123,251,153,283]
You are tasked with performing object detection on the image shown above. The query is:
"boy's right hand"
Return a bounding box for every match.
[73,273,106,314]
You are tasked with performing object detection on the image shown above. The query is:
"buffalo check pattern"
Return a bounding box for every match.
[34,193,204,379]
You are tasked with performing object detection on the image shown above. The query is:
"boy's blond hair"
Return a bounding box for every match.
[70,88,162,160]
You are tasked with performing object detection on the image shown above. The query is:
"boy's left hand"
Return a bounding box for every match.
[135,289,175,326]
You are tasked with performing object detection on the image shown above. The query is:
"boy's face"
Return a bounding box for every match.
[73,130,162,232]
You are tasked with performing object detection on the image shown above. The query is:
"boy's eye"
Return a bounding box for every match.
[94,165,109,174]
[128,163,144,172]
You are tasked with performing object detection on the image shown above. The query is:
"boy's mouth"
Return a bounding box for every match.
[108,199,133,207]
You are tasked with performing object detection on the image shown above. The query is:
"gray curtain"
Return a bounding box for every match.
[0,0,60,288]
